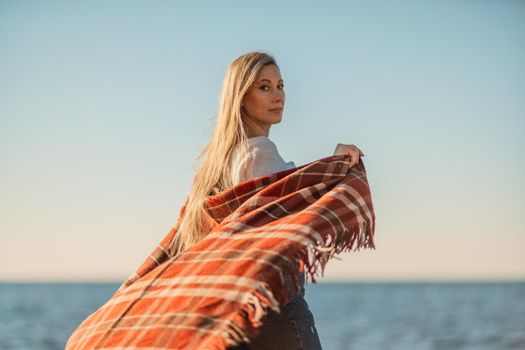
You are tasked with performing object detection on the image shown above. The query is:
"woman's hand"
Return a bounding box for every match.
[333,143,365,167]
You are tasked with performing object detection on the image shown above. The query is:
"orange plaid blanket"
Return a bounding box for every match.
[65,154,376,350]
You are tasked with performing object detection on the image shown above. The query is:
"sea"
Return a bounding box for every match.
[0,281,524,350]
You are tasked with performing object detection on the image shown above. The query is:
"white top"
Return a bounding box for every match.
[230,136,296,185]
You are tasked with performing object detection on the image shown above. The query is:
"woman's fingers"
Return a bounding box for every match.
[349,146,360,166]
[350,153,358,166]
[352,145,364,156]
[333,144,365,166]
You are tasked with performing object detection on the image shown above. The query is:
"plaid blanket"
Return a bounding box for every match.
[65,154,376,350]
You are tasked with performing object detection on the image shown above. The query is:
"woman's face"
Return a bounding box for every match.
[241,64,285,137]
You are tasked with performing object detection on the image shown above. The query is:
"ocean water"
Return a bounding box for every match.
[0,281,523,350]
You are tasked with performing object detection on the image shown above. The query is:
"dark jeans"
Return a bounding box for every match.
[228,269,323,350]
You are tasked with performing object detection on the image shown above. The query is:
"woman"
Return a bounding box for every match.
[168,51,364,350]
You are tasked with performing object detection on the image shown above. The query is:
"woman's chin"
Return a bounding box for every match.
[270,115,283,124]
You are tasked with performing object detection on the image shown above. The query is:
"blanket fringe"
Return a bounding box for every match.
[306,220,375,284]
[222,220,375,348]
[220,282,281,349]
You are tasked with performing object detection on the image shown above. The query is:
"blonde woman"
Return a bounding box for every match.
[170,51,364,350]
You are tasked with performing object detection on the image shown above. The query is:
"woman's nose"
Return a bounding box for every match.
[273,91,284,103]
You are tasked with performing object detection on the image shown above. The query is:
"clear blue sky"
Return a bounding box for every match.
[1,1,524,282]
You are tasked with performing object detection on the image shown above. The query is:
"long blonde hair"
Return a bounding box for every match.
[167,51,279,257]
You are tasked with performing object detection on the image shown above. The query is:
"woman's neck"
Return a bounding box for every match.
[244,122,270,138]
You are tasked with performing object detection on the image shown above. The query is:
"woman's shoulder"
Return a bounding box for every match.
[248,135,275,145]
[230,137,274,172]
[230,136,295,185]
[247,136,279,155]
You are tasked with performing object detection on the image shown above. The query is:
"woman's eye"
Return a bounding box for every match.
[260,84,285,91]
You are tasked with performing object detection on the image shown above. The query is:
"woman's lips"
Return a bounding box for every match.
[269,108,283,113]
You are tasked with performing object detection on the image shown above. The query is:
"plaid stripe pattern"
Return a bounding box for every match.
[65,154,376,349]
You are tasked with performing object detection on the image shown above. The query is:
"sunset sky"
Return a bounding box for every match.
[1,1,524,282]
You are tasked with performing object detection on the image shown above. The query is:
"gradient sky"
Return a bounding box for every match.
[1,1,524,282]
